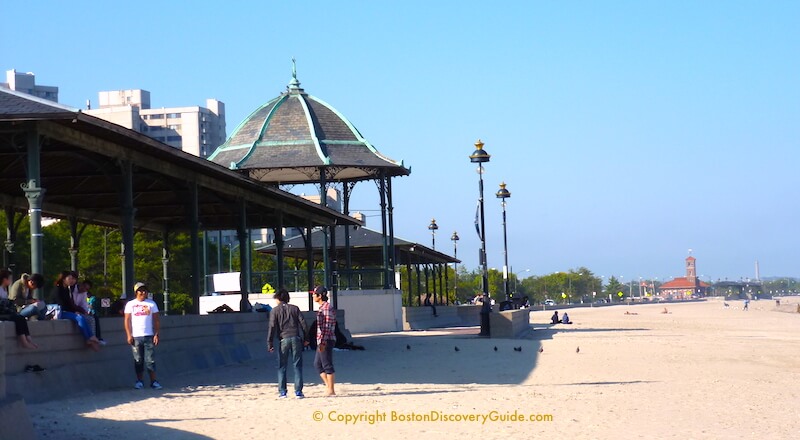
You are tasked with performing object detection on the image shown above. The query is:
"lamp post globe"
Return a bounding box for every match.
[428,218,438,250]
[496,182,511,302]
[470,139,491,337]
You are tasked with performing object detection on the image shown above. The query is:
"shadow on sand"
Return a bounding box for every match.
[33,413,218,440]
[31,323,649,437]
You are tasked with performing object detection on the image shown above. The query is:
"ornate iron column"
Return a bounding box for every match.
[496,182,511,301]
[470,140,491,337]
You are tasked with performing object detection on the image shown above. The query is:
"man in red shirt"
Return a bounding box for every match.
[313,285,336,396]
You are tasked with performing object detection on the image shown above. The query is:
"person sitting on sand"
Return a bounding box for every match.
[551,311,560,324]
[661,307,670,314]
[561,311,573,324]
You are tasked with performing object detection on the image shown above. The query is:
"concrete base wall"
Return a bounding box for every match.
[403,306,530,338]
[337,289,402,333]
[200,289,402,333]
[489,309,532,339]
[1,309,342,405]
[402,305,482,330]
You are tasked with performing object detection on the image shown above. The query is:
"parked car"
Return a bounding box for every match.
[544,299,555,306]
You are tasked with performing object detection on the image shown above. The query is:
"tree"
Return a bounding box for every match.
[604,276,624,302]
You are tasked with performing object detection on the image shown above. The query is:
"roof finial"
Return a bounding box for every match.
[288,57,302,93]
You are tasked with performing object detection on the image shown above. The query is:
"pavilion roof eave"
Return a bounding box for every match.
[244,165,410,185]
[256,227,458,265]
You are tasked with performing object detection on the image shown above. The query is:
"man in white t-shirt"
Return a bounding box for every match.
[124,282,162,390]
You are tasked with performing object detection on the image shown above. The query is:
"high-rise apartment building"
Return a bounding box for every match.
[1,69,58,102]
[86,89,226,158]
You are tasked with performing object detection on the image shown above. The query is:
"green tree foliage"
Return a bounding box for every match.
[0,210,199,315]
[604,276,624,302]
[516,269,602,305]
[0,211,32,275]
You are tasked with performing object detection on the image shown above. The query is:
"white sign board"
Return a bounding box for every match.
[213,272,242,293]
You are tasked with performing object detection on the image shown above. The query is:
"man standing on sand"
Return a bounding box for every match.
[313,285,336,396]
[124,282,162,390]
[267,288,308,399]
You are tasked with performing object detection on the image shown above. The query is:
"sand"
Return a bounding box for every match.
[28,297,800,439]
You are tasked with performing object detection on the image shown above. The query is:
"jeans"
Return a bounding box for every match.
[0,313,30,336]
[132,336,156,374]
[19,301,47,320]
[59,311,94,340]
[277,336,303,394]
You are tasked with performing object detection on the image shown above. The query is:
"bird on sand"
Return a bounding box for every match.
[538,346,544,353]
[576,347,580,353]
[454,346,460,352]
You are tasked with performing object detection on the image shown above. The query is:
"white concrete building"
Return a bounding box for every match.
[1,70,58,102]
[86,89,226,158]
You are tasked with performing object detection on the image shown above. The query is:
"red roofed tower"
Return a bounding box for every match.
[686,256,697,283]
[658,254,709,299]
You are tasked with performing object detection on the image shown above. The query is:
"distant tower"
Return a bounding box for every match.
[755,260,760,281]
[686,255,697,284]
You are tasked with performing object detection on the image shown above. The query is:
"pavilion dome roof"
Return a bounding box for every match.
[208,68,409,184]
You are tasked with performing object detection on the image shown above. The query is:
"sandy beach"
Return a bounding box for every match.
[28,297,800,439]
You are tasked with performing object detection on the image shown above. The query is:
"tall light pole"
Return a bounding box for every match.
[496,182,511,301]
[470,139,491,337]
[428,218,438,250]
[451,231,459,300]
[228,241,240,272]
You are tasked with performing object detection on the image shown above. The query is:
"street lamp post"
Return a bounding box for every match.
[428,219,438,250]
[470,139,491,337]
[496,182,511,301]
[451,231,459,300]
[514,268,530,295]
[228,241,240,272]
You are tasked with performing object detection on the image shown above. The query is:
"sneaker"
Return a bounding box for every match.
[151,381,163,390]
[134,381,144,390]
[98,339,107,346]
[278,391,287,399]
[295,391,305,399]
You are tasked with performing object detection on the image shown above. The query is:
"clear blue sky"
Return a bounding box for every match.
[4,1,799,282]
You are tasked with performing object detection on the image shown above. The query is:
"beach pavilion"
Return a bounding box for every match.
[256,226,460,307]
[208,65,410,309]
[0,87,358,312]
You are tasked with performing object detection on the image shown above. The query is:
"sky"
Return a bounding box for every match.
[3,1,799,282]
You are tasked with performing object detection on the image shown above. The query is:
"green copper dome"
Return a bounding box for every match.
[208,68,409,184]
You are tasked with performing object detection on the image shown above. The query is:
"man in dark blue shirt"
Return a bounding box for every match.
[267,289,308,399]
